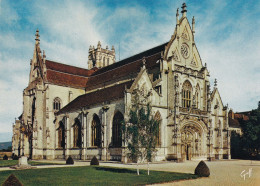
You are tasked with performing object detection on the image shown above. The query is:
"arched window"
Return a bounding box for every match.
[107,58,110,66]
[154,111,161,147]
[195,84,200,109]
[91,114,101,147]
[53,97,61,111]
[58,121,65,148]
[182,81,192,108]
[73,119,82,148]
[112,112,124,147]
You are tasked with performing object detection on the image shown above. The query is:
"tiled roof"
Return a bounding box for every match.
[86,46,164,91]
[91,42,167,76]
[45,60,97,88]
[57,81,133,114]
[46,70,88,88]
[45,60,95,77]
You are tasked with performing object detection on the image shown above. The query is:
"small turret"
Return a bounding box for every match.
[176,8,179,25]
[97,41,101,49]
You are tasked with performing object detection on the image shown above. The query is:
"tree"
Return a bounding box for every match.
[122,89,160,175]
[239,102,260,159]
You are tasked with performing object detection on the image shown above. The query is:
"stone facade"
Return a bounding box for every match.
[12,3,231,162]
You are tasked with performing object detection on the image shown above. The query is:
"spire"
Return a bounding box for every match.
[192,16,195,33]
[214,78,217,87]
[35,29,40,45]
[181,3,187,17]
[176,8,179,25]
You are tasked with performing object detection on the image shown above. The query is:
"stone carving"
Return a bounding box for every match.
[191,56,197,66]
[181,27,190,40]
[172,49,180,62]
[181,43,189,59]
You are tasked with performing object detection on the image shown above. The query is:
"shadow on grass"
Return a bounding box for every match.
[95,167,140,174]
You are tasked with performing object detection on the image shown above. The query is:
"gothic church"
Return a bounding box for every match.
[12,3,231,162]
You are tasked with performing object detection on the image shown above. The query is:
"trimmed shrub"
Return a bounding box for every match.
[194,160,210,177]
[66,156,74,165]
[2,174,23,186]
[3,155,8,160]
[90,156,99,166]
[12,154,19,160]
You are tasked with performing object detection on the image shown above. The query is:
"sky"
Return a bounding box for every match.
[0,0,260,141]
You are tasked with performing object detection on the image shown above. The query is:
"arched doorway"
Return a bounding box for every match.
[181,123,204,161]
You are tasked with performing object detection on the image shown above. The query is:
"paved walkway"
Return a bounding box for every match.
[0,159,259,185]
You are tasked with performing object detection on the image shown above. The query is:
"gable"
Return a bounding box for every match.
[164,17,203,70]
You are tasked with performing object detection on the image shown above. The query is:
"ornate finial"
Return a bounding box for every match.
[181,3,187,17]
[214,78,217,87]
[89,45,92,50]
[106,45,108,49]
[142,57,146,69]
[192,16,195,33]
[35,29,40,44]
[176,8,179,25]
[205,63,207,68]
[112,45,115,51]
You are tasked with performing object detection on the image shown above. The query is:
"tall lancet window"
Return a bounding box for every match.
[91,114,101,147]
[182,81,192,108]
[73,119,82,148]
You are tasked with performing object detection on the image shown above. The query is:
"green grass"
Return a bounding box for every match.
[0,166,198,185]
[0,160,65,167]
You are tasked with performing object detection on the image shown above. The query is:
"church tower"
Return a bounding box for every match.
[88,41,116,69]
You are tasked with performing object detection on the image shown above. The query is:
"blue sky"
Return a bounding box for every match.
[0,0,260,141]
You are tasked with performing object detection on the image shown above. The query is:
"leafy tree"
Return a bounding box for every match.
[122,89,160,175]
[239,102,260,159]
[230,131,242,159]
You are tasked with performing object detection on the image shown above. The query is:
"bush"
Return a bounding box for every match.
[12,154,19,160]
[66,156,74,165]
[3,155,8,160]
[90,156,99,166]
[2,174,23,186]
[194,160,210,177]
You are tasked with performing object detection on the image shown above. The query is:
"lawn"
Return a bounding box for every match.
[0,166,198,185]
[0,160,65,167]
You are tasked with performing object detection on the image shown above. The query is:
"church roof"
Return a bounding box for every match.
[86,50,163,91]
[57,81,133,114]
[46,60,95,77]
[45,60,96,88]
[44,43,166,90]
[91,42,167,76]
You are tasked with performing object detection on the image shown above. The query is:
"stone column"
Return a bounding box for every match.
[82,111,88,160]
[102,106,109,161]
[65,116,70,159]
